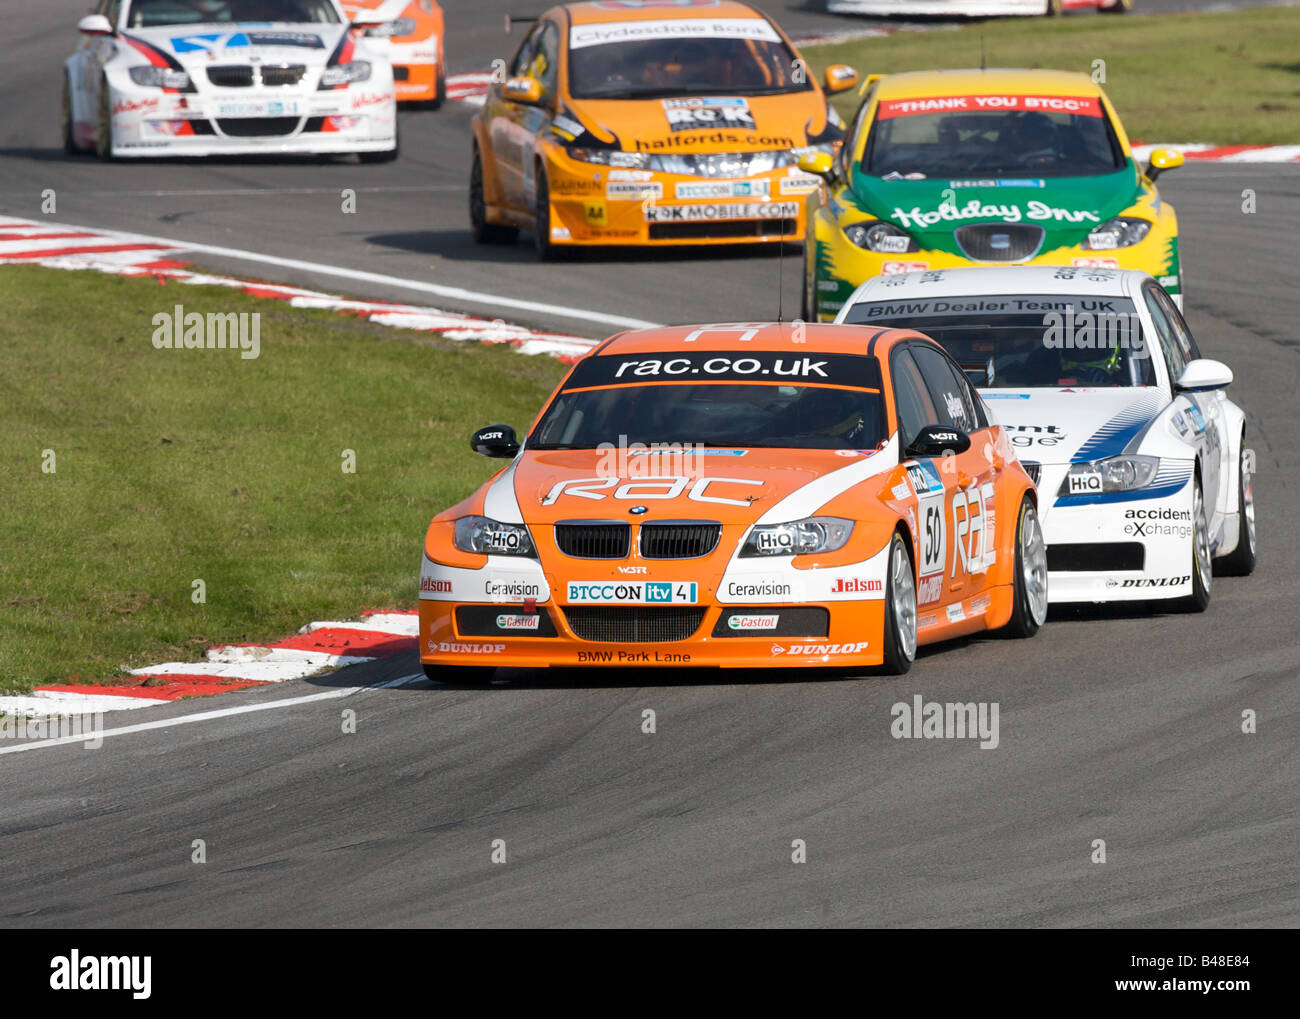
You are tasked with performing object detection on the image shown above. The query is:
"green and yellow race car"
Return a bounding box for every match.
[799,68,1184,321]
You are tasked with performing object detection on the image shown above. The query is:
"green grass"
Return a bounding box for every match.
[802,6,1300,146]
[0,266,568,693]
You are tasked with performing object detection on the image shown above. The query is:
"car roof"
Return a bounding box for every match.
[562,0,766,26]
[593,321,918,356]
[845,267,1145,308]
[874,68,1103,100]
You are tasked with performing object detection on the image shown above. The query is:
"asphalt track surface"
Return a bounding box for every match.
[1,2,1297,927]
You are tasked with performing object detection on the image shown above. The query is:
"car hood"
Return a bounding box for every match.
[845,164,1142,253]
[500,445,894,526]
[120,22,350,71]
[982,387,1168,465]
[561,89,835,155]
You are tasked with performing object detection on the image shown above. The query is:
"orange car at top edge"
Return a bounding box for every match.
[468,0,860,257]
[418,321,1049,682]
[340,0,445,105]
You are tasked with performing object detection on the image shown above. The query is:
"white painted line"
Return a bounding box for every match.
[0,672,426,755]
[129,656,368,682]
[18,217,660,331]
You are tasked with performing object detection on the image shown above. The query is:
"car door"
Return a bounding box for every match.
[492,20,559,211]
[910,343,1000,610]
[1142,282,1224,520]
[890,345,953,615]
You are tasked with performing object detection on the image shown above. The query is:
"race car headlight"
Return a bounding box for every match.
[364,17,417,38]
[319,61,372,88]
[128,66,192,90]
[1082,217,1152,250]
[453,516,536,557]
[565,148,651,169]
[1059,455,1161,496]
[844,221,919,254]
[740,517,854,557]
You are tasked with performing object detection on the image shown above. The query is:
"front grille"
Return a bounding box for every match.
[564,607,707,643]
[260,64,306,87]
[954,223,1045,262]
[648,219,795,241]
[207,65,255,88]
[216,117,300,137]
[1022,462,1042,485]
[554,521,630,559]
[1047,542,1145,572]
[639,521,720,559]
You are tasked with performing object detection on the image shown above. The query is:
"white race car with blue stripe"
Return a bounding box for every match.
[837,266,1256,608]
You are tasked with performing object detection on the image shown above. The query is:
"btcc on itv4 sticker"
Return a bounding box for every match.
[567,581,699,604]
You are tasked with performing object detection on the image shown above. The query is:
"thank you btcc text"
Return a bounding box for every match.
[562,351,883,389]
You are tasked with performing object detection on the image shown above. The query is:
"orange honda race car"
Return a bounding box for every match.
[468,0,860,257]
[419,322,1049,683]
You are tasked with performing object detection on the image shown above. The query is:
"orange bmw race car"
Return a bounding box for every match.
[419,322,1048,682]
[340,0,445,105]
[468,0,860,257]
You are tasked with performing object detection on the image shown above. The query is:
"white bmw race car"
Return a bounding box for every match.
[838,266,1256,609]
[62,0,397,160]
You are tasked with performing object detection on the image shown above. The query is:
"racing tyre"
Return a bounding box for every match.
[1181,477,1213,612]
[1044,0,1063,14]
[1216,437,1256,576]
[533,166,558,261]
[469,150,518,244]
[95,77,114,161]
[424,664,495,687]
[1102,0,1132,12]
[880,532,917,675]
[61,73,84,155]
[431,65,445,110]
[1001,496,1049,638]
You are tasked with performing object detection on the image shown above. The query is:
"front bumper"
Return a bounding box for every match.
[417,543,891,669]
[1034,461,1197,602]
[105,82,397,157]
[541,153,822,246]
[808,209,1182,320]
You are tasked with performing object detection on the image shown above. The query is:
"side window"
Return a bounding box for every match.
[912,344,978,434]
[838,87,873,180]
[532,22,559,104]
[1142,285,1186,384]
[1154,286,1201,362]
[891,348,940,450]
[508,26,542,78]
[106,0,121,25]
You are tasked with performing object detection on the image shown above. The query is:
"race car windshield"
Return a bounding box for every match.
[568,34,811,100]
[125,0,342,28]
[843,296,1157,388]
[864,107,1124,179]
[531,383,886,451]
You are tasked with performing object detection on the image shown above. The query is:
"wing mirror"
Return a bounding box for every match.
[502,77,543,105]
[797,151,834,180]
[1145,147,1184,182]
[471,424,521,458]
[906,424,971,459]
[78,14,114,35]
[1175,358,1232,393]
[823,65,859,95]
